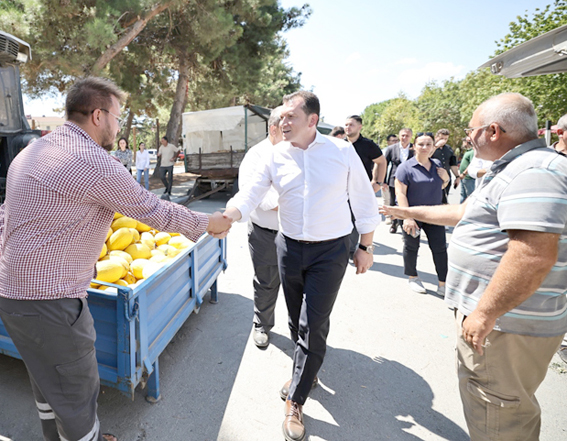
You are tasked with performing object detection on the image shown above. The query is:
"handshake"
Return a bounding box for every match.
[206,207,242,238]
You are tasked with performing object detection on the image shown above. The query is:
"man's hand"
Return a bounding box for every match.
[380,183,389,192]
[371,182,380,193]
[353,249,373,274]
[207,211,232,238]
[462,310,496,356]
[379,205,410,220]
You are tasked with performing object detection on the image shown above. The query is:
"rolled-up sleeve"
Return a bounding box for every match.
[86,162,209,242]
[347,146,381,234]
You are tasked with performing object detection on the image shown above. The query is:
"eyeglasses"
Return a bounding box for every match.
[464,124,506,137]
[416,132,434,137]
[93,108,125,128]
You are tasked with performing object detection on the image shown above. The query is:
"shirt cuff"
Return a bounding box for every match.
[184,211,209,242]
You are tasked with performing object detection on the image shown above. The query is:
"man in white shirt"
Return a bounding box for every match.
[224,91,380,441]
[157,136,180,195]
[238,106,283,348]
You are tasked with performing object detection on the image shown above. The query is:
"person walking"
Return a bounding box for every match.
[136,142,150,190]
[157,136,180,196]
[224,91,380,441]
[382,128,413,234]
[380,93,567,441]
[457,143,476,202]
[114,137,132,174]
[394,131,449,295]
[0,76,231,441]
[238,106,283,348]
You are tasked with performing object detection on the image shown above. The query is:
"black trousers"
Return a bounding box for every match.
[159,165,174,193]
[276,233,349,405]
[402,222,448,282]
[388,186,399,228]
[248,222,280,332]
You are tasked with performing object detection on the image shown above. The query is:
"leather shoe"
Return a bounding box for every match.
[253,328,269,348]
[389,223,397,234]
[282,400,305,441]
[279,376,318,401]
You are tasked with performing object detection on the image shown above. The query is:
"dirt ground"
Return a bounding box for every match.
[146,170,199,191]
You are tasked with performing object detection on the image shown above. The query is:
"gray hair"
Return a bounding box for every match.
[268,106,283,128]
[557,113,567,131]
[478,93,538,141]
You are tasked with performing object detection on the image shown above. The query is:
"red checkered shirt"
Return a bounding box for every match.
[0,122,209,300]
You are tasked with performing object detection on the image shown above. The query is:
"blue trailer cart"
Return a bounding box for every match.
[0,234,227,402]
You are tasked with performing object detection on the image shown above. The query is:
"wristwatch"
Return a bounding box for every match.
[358,243,374,254]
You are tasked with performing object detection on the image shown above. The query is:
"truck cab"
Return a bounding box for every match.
[0,31,41,203]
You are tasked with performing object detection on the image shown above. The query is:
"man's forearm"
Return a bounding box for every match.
[451,165,460,179]
[224,206,242,223]
[372,158,387,184]
[475,231,559,320]
[393,203,466,226]
[359,231,373,246]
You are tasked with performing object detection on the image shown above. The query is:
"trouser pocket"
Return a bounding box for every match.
[465,379,521,438]
[0,306,44,347]
[56,348,99,402]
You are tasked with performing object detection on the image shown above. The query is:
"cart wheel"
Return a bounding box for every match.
[145,394,162,404]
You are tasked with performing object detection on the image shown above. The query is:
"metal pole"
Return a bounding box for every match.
[244,106,248,152]
[545,120,552,146]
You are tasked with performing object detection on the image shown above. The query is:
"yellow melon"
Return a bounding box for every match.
[129,228,140,244]
[155,232,171,246]
[123,272,137,285]
[157,244,181,257]
[112,216,137,231]
[149,254,167,263]
[109,250,133,264]
[98,243,107,260]
[136,221,152,233]
[150,249,165,257]
[107,228,133,251]
[168,236,192,249]
[108,256,129,279]
[130,259,150,279]
[105,227,113,242]
[113,212,123,220]
[125,243,152,260]
[95,260,123,283]
[115,279,129,287]
[140,232,156,249]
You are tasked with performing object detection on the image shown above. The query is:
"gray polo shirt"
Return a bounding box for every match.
[445,138,567,337]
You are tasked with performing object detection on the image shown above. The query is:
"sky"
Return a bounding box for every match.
[25,0,553,124]
[278,0,552,125]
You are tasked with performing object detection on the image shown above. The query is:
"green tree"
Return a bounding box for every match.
[371,94,422,147]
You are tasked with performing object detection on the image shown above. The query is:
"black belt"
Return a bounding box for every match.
[285,235,340,245]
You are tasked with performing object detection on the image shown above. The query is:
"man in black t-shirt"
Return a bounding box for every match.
[431,128,460,203]
[345,115,385,257]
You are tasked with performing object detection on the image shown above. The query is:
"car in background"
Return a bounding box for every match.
[178,150,185,161]
[147,148,157,162]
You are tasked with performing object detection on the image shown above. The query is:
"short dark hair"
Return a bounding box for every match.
[162,136,168,142]
[346,115,362,124]
[436,128,450,137]
[66,76,126,123]
[282,91,320,118]
[386,134,397,141]
[330,126,345,137]
[117,137,129,149]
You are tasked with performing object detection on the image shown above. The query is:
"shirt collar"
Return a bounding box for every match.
[490,138,547,174]
[64,121,108,152]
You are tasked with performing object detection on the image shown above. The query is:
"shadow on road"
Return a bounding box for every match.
[271,337,468,441]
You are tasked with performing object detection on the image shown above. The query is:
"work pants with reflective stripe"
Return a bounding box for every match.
[455,311,563,441]
[0,296,103,441]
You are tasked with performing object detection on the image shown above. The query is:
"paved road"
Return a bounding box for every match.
[1,189,566,441]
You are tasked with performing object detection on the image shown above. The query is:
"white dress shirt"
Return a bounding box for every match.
[238,138,279,231]
[228,131,380,241]
[136,149,150,170]
[400,144,411,163]
[467,156,493,187]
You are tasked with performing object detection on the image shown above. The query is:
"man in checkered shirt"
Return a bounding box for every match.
[0,77,231,441]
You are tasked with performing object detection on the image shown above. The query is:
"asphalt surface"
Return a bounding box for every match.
[1,186,566,441]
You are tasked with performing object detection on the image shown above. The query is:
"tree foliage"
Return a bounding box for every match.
[362,1,567,150]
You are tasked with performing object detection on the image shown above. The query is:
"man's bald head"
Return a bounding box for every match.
[476,93,538,143]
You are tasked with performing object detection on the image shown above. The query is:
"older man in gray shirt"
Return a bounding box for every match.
[382,92,567,441]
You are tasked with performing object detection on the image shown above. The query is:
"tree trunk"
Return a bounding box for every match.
[123,110,135,141]
[165,55,190,146]
[90,1,174,74]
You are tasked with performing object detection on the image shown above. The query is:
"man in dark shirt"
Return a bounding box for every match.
[345,115,385,256]
[431,129,460,202]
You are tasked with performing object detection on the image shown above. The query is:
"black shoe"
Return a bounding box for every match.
[389,224,397,234]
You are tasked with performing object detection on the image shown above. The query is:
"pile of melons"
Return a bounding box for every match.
[92,213,194,292]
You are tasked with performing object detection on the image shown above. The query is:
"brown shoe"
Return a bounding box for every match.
[282,400,305,441]
[279,376,319,401]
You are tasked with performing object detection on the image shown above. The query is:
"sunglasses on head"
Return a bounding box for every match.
[416,132,434,137]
